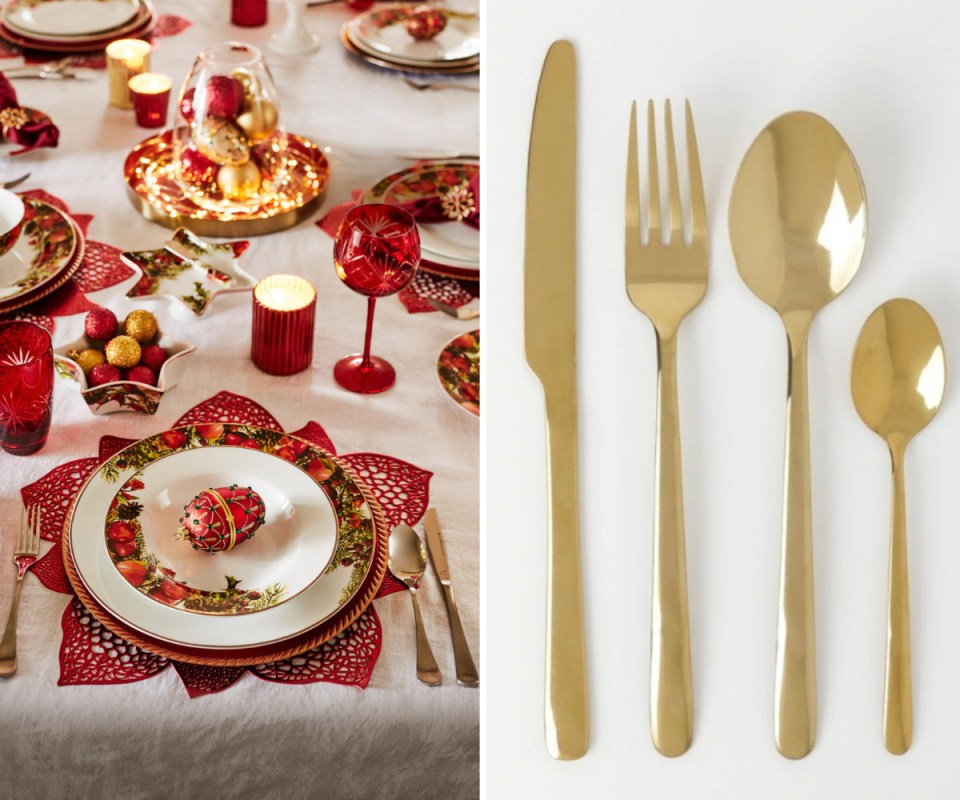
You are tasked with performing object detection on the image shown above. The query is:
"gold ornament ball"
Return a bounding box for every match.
[230,68,261,101]
[70,348,105,377]
[236,99,278,143]
[105,336,141,369]
[217,161,261,201]
[124,309,158,343]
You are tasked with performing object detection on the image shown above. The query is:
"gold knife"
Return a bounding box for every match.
[523,40,588,761]
[424,508,479,687]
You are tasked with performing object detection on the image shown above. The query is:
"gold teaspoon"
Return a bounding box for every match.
[851,298,946,755]
[729,111,867,759]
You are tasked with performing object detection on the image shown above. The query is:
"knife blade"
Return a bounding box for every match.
[523,40,588,761]
[424,509,479,687]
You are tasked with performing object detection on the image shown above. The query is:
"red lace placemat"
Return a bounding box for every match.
[0,15,192,67]
[317,194,479,314]
[21,391,432,697]
[0,189,135,332]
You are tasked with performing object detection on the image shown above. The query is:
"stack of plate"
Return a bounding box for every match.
[0,0,155,53]
[364,159,480,281]
[341,3,479,75]
[63,426,389,666]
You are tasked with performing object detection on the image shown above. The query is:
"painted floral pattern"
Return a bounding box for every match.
[437,329,479,416]
[100,424,375,608]
[0,196,75,300]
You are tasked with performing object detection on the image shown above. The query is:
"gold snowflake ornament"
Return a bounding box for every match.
[441,183,476,222]
[0,107,29,131]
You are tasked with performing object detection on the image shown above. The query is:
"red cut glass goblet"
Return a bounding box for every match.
[333,204,420,394]
[0,321,53,456]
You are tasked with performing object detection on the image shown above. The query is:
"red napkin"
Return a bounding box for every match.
[0,73,59,155]
[392,173,480,231]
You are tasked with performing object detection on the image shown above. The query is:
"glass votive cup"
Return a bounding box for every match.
[106,38,152,109]
[251,275,317,376]
[0,321,54,456]
[129,73,172,128]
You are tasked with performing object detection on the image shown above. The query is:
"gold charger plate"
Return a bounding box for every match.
[124,130,330,238]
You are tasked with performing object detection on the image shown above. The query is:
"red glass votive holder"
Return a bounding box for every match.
[128,73,171,128]
[251,275,317,376]
[232,0,268,26]
[0,321,53,456]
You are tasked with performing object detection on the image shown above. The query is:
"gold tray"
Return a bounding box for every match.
[124,130,330,237]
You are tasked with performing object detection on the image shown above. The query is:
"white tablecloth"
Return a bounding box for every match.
[0,3,479,797]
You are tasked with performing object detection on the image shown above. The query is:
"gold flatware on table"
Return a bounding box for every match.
[0,506,41,678]
[1,173,29,190]
[428,297,479,320]
[524,39,587,761]
[729,111,867,759]
[403,78,480,93]
[851,298,945,755]
[389,523,442,685]
[625,99,707,757]
[424,508,479,686]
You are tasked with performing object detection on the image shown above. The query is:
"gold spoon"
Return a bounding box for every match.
[729,111,867,759]
[851,298,946,755]
[389,524,442,685]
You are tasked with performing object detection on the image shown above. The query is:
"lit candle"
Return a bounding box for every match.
[106,39,152,109]
[251,275,317,375]
[129,73,172,128]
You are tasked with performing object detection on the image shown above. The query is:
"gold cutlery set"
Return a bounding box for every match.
[525,40,945,760]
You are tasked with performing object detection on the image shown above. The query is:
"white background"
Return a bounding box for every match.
[486,1,960,797]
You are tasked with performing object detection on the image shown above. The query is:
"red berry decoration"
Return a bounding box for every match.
[127,365,157,386]
[89,363,121,387]
[140,344,169,373]
[200,75,245,120]
[180,87,197,122]
[406,6,447,40]
[108,521,136,543]
[161,429,187,450]
[177,486,266,554]
[84,307,117,341]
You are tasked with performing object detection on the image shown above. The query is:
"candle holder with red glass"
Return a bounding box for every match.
[0,321,54,456]
[333,204,420,394]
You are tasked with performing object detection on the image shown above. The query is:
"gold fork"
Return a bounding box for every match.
[626,100,708,757]
[0,506,41,677]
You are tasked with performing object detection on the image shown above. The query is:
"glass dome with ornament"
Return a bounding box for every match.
[172,42,287,212]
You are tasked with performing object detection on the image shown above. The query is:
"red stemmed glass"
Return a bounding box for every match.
[333,204,420,394]
[0,321,53,456]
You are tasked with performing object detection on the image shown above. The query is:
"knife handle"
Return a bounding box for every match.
[441,584,479,686]
[544,393,588,760]
[650,330,693,757]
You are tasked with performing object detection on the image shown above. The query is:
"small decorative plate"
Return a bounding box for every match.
[0,195,77,305]
[69,425,381,649]
[350,5,480,64]
[121,227,254,320]
[3,0,140,37]
[54,322,195,415]
[437,329,479,416]
[103,444,338,616]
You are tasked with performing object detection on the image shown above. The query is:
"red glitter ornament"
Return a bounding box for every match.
[346,0,374,9]
[406,6,447,40]
[178,147,219,186]
[89,363,121,387]
[127,365,157,386]
[200,75,245,121]
[140,344,168,374]
[84,307,118,341]
[180,87,196,122]
[177,485,266,554]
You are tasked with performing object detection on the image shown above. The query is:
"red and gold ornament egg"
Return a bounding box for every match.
[178,485,266,554]
[406,6,447,40]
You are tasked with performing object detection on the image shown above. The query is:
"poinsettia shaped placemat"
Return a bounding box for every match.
[22,391,431,698]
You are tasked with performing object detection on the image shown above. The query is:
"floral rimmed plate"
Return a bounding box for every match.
[69,425,382,649]
[54,322,195,415]
[350,5,480,64]
[3,0,140,37]
[103,441,339,616]
[0,195,76,303]
[438,329,479,416]
[121,227,254,320]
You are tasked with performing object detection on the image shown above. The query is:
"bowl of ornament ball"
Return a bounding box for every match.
[0,189,25,259]
[54,308,196,416]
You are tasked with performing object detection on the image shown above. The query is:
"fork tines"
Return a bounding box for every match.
[16,505,40,558]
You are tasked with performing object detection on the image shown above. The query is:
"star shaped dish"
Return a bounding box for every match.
[121,228,254,319]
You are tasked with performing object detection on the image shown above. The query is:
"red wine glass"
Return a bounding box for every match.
[333,204,420,394]
[0,321,54,456]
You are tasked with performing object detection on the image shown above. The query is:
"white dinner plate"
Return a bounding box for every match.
[350,5,480,64]
[3,0,140,37]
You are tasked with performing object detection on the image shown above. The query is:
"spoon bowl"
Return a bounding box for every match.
[852,298,946,446]
[388,523,428,585]
[729,111,867,319]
